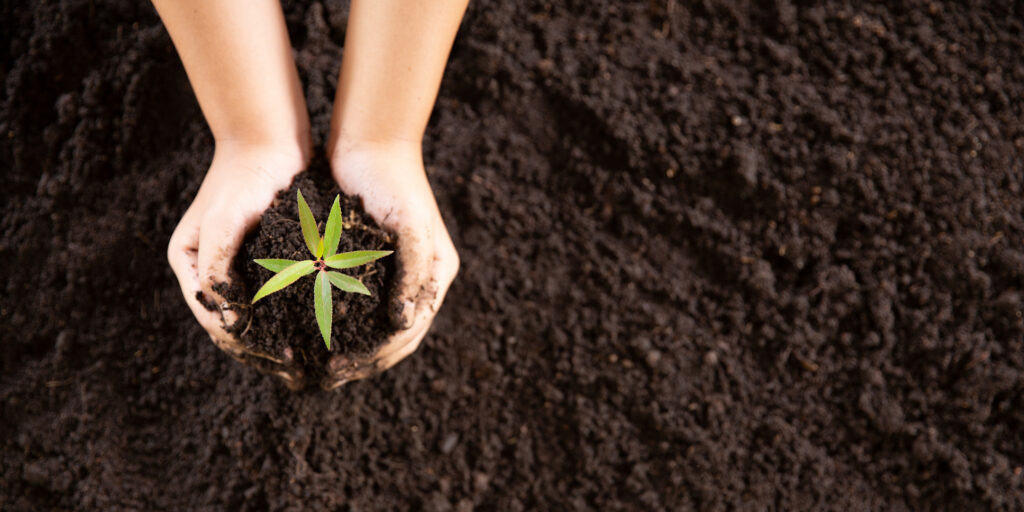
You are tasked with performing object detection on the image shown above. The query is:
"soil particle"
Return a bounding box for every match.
[703,350,719,366]
[441,433,460,454]
[20,463,49,488]
[53,330,73,362]
[2,0,1024,510]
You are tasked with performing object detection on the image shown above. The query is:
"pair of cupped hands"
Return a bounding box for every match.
[167,140,458,390]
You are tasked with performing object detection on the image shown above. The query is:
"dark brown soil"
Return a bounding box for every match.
[218,162,397,380]
[2,0,1024,510]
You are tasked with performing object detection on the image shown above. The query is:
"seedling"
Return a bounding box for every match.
[251,189,392,349]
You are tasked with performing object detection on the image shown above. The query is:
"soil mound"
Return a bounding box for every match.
[220,163,397,382]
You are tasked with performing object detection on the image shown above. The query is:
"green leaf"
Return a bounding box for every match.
[316,236,325,259]
[322,196,343,258]
[324,250,394,270]
[253,258,299,273]
[326,271,370,296]
[314,271,333,349]
[251,260,316,303]
[297,189,320,257]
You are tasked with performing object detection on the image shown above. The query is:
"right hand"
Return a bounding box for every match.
[321,140,460,389]
[167,142,308,388]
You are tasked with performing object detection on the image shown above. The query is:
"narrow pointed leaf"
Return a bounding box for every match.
[297,189,320,257]
[326,271,371,295]
[324,250,394,270]
[314,271,332,349]
[254,258,299,273]
[251,260,316,303]
[316,236,325,259]
[323,196,343,258]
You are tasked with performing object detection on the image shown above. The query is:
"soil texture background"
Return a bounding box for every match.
[2,0,1024,510]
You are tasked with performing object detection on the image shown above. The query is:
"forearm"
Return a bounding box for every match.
[152,0,310,157]
[328,0,469,155]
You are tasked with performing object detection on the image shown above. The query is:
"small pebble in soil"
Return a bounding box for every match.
[704,350,719,366]
[441,433,459,454]
[22,462,49,486]
[54,329,73,361]
[473,472,490,492]
[645,350,662,367]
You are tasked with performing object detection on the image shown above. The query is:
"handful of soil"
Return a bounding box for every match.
[217,158,398,381]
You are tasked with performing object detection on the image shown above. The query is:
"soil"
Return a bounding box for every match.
[2,0,1024,510]
[218,163,397,381]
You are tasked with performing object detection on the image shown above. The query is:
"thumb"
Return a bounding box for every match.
[390,227,433,330]
[197,209,249,328]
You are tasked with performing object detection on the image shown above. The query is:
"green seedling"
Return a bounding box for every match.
[251,189,392,349]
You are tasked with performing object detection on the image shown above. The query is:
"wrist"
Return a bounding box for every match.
[328,137,432,200]
[213,136,312,175]
[327,132,421,163]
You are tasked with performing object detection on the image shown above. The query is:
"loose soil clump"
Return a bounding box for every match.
[217,161,397,381]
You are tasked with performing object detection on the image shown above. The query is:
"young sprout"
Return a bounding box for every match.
[251,189,392,349]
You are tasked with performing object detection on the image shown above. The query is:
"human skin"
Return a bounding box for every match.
[155,0,312,387]
[155,0,466,389]
[323,0,467,389]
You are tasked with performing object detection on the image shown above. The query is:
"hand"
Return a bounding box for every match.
[167,142,309,388]
[323,141,459,389]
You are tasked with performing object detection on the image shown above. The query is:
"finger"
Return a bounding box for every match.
[225,339,307,389]
[376,321,431,372]
[196,208,250,327]
[371,237,456,363]
[321,355,378,389]
[321,301,433,389]
[268,348,305,390]
[168,215,242,355]
[274,370,305,391]
[431,222,459,312]
[321,321,431,390]
[377,289,435,354]
[320,266,446,390]
[176,206,305,387]
[388,215,436,329]
[322,221,458,389]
